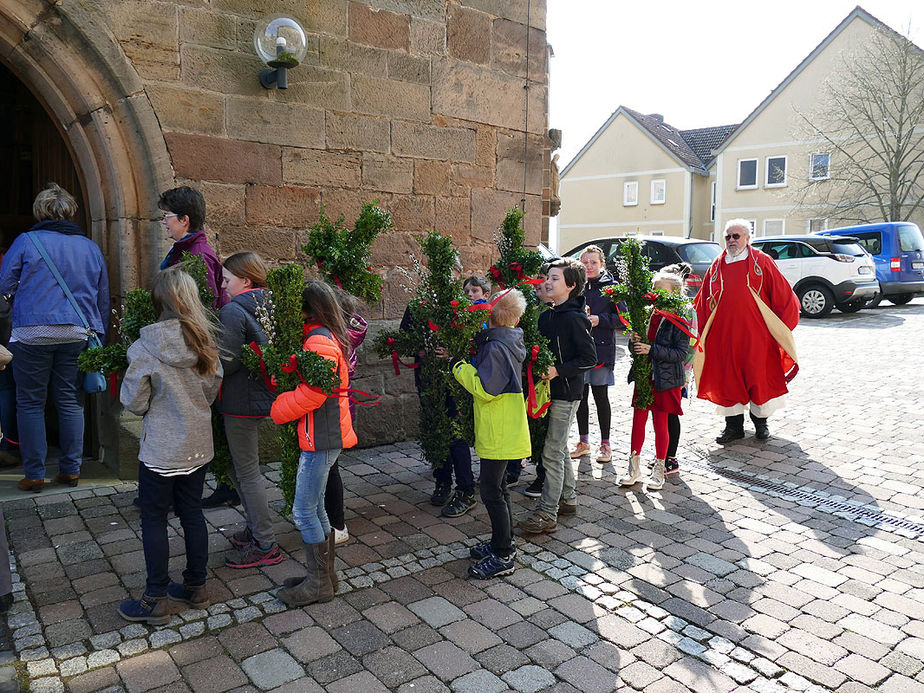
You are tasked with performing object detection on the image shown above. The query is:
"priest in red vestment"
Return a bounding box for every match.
[693,219,800,443]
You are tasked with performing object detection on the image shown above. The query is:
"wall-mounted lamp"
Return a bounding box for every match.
[254,15,308,89]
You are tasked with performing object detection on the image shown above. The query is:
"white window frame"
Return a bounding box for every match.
[623,181,638,206]
[737,158,758,190]
[650,179,666,205]
[809,153,830,181]
[765,155,788,188]
[806,218,829,233]
[763,219,785,237]
[710,182,716,221]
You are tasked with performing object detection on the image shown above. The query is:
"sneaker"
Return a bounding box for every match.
[225,543,284,569]
[468,553,515,579]
[665,457,679,475]
[505,473,520,488]
[523,478,543,498]
[119,594,170,625]
[430,482,452,506]
[517,512,557,534]
[230,527,254,549]
[596,443,612,463]
[469,542,494,561]
[441,491,477,518]
[166,582,210,609]
[570,442,591,459]
[333,526,350,545]
[202,484,241,508]
[558,500,577,516]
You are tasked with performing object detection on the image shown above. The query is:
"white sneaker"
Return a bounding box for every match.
[619,454,642,486]
[645,459,666,491]
[333,526,349,545]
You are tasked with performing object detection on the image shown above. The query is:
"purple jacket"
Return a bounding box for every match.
[162,231,227,309]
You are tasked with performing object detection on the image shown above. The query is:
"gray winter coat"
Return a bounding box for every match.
[217,289,274,417]
[120,319,222,471]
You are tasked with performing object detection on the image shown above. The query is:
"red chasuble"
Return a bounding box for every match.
[693,248,799,408]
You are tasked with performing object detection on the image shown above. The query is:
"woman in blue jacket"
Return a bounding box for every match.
[0,183,109,492]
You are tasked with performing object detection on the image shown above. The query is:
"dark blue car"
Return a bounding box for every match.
[819,222,924,306]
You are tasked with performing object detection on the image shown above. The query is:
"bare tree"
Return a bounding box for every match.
[793,29,924,224]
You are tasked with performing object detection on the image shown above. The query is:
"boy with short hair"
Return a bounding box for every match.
[453,289,530,578]
[518,258,596,534]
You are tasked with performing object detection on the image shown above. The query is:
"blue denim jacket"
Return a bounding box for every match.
[0,222,110,337]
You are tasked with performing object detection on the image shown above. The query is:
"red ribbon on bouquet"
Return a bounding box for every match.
[526,344,551,419]
[387,337,419,376]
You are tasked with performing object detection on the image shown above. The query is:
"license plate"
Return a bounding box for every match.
[914,261,924,270]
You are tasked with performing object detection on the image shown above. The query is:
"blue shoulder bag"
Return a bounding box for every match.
[27,232,107,394]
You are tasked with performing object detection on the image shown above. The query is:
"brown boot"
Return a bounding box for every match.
[277,541,332,607]
[18,478,43,493]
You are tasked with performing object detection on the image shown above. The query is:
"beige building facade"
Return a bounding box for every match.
[0,0,551,473]
[560,7,923,252]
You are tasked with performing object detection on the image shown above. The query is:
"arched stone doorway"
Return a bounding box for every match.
[1,2,175,474]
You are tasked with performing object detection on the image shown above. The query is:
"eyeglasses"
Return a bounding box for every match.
[725,233,742,240]
[161,213,178,221]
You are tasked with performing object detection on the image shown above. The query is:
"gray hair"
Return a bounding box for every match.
[724,218,752,238]
[33,183,78,222]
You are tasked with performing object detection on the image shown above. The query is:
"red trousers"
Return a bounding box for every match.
[631,407,669,460]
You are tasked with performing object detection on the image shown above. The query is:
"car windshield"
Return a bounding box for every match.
[899,224,924,252]
[830,242,867,257]
[677,243,720,264]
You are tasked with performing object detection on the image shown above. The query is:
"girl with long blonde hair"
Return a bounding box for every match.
[118,266,223,624]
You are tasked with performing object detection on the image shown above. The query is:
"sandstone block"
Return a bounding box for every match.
[352,73,431,121]
[245,184,321,228]
[281,65,351,112]
[471,188,540,243]
[447,5,491,64]
[217,225,299,261]
[227,97,325,148]
[193,181,246,230]
[179,8,250,52]
[146,84,225,136]
[410,17,445,55]
[392,121,475,162]
[368,0,445,22]
[461,0,546,29]
[432,58,546,133]
[459,244,494,276]
[283,149,362,188]
[414,161,451,195]
[349,2,410,51]
[370,231,420,267]
[435,196,471,246]
[388,52,431,83]
[165,133,282,185]
[319,37,388,77]
[495,131,544,195]
[326,112,391,153]
[110,1,178,80]
[475,126,497,167]
[363,154,414,193]
[180,44,260,96]
[212,0,348,36]
[491,18,546,79]
[452,163,494,189]
[385,194,435,233]
[321,188,383,223]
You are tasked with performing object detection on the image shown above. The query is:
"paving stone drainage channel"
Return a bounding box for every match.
[681,444,924,539]
[6,537,818,693]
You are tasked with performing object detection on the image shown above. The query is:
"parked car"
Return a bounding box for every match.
[562,236,722,295]
[817,222,924,306]
[751,235,879,318]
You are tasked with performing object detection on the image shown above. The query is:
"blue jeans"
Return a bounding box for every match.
[293,449,340,544]
[138,463,208,597]
[0,368,17,450]
[9,341,86,480]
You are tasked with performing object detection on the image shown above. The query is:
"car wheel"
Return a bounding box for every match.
[888,293,914,305]
[836,299,867,313]
[798,285,834,318]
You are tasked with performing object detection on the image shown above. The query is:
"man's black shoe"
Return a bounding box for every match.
[750,414,770,440]
[202,483,241,508]
[430,483,452,506]
[716,414,745,444]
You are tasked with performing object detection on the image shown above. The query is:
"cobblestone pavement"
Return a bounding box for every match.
[3,299,924,693]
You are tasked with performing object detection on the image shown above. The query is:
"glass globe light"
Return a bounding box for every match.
[254,15,307,69]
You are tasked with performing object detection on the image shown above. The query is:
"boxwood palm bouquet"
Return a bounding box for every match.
[602,238,690,410]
